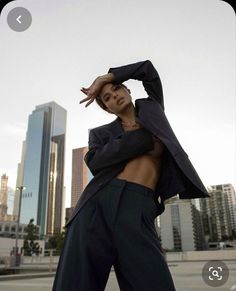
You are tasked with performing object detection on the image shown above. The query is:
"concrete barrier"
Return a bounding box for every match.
[0,272,56,281]
[1,250,235,281]
[166,250,236,261]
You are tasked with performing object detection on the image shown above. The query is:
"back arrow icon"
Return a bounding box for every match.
[16,15,22,24]
[7,7,32,32]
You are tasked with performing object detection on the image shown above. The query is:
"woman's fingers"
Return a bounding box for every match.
[80,87,91,103]
[81,89,89,95]
[85,97,95,107]
[79,93,95,106]
[79,98,89,104]
[79,80,100,107]
[81,88,89,92]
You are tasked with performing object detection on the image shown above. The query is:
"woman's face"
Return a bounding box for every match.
[99,83,132,114]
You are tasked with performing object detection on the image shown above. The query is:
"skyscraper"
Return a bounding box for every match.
[201,184,234,242]
[71,147,90,210]
[13,140,26,217]
[19,102,67,238]
[0,174,8,218]
[67,128,94,224]
[160,197,207,251]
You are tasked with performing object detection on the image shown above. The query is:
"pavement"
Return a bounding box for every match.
[0,261,235,291]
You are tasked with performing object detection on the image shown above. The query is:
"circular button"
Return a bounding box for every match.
[7,7,32,32]
[202,260,229,287]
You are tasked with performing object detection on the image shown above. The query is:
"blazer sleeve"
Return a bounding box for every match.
[84,127,154,176]
[108,60,164,110]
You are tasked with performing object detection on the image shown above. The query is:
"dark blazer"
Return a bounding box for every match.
[65,60,210,228]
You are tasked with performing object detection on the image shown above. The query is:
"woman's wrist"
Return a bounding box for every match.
[99,73,116,85]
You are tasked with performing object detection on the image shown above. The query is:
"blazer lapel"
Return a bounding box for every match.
[109,100,143,138]
[109,117,124,138]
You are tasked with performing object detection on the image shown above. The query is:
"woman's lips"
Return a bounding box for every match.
[117,98,124,105]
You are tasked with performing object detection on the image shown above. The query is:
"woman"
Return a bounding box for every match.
[53,60,209,291]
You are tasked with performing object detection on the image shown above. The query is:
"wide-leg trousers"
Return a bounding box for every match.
[52,177,176,291]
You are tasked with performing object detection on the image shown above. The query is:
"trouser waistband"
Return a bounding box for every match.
[107,177,157,199]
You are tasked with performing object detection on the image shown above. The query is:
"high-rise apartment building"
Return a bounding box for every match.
[200,184,233,242]
[160,197,206,251]
[218,184,236,232]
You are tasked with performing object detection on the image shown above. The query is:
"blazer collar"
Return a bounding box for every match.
[110,117,125,138]
[109,107,140,139]
[109,98,146,138]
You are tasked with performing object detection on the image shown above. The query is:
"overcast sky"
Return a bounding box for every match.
[0,0,235,208]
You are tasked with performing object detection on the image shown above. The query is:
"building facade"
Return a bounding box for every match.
[19,102,67,238]
[0,174,8,218]
[160,197,207,251]
[201,184,233,242]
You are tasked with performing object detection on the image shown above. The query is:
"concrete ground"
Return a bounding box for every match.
[0,261,235,291]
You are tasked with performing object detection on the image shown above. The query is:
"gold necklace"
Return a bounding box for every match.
[121,121,139,127]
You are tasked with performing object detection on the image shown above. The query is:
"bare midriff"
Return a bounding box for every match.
[116,131,165,191]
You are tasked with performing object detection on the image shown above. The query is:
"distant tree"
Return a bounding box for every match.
[222,234,229,241]
[232,229,236,239]
[23,218,40,256]
[47,226,66,253]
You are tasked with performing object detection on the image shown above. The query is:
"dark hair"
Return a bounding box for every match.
[95,83,128,112]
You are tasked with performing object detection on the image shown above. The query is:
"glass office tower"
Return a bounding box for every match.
[20,102,67,238]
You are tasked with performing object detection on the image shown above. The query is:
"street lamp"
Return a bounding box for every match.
[15,185,26,266]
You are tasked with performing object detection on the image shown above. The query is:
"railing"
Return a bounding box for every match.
[0,249,59,274]
[0,255,20,268]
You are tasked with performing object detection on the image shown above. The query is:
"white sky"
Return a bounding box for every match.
[0,0,235,208]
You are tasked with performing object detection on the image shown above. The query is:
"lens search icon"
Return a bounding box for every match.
[209,266,223,280]
[202,260,229,287]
